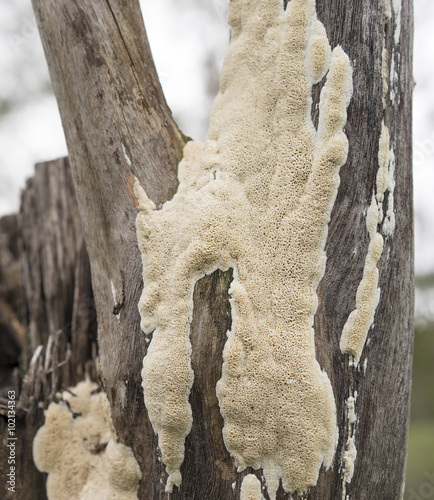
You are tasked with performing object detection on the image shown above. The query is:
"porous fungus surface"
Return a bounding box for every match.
[135,0,352,496]
[339,195,383,364]
[341,389,358,499]
[32,380,141,500]
[241,474,263,500]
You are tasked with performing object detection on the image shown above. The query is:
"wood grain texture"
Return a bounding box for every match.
[29,1,185,498]
[24,0,414,499]
[0,158,97,500]
[20,158,96,385]
[312,1,414,499]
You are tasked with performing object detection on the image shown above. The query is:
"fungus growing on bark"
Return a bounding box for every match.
[240,474,263,500]
[33,380,141,500]
[136,0,352,496]
[339,195,383,364]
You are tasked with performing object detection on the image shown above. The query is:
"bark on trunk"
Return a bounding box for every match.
[0,214,23,399]
[1,0,413,498]
[0,157,96,500]
[312,2,414,499]
[20,158,97,382]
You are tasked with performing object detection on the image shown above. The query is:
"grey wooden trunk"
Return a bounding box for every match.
[0,0,413,499]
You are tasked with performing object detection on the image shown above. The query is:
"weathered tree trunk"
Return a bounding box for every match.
[19,158,97,382]
[0,158,96,500]
[312,2,414,499]
[2,0,413,498]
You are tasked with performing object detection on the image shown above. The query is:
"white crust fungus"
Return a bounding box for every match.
[376,122,396,236]
[346,393,357,426]
[341,390,358,499]
[339,195,383,364]
[136,0,352,496]
[342,437,357,491]
[32,380,142,500]
[241,474,263,500]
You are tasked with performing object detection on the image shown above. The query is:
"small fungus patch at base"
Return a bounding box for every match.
[136,0,352,497]
[32,380,141,500]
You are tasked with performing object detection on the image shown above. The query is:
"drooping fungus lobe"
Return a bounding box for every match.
[240,474,263,500]
[135,0,352,496]
[33,380,141,500]
[339,195,383,364]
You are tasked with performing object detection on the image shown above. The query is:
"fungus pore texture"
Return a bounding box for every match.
[32,380,142,500]
[135,0,352,496]
[240,474,263,500]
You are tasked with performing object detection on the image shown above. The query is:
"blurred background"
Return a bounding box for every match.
[0,0,432,496]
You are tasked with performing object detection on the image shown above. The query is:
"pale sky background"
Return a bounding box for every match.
[0,0,433,316]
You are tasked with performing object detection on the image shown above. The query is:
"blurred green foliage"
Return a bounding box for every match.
[405,318,434,498]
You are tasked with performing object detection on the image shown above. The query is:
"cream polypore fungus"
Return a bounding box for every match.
[339,195,383,364]
[240,474,263,500]
[32,380,141,500]
[135,0,352,497]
